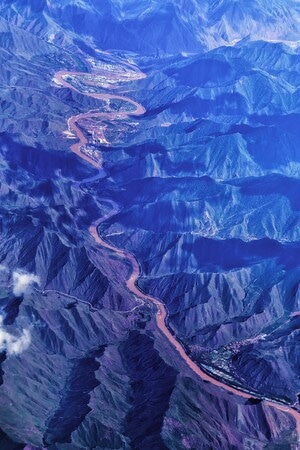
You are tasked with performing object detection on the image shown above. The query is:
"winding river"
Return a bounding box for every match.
[54,66,300,445]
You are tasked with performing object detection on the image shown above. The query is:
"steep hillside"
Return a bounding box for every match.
[0,1,299,448]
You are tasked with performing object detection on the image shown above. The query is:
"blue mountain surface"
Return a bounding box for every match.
[0,0,299,449]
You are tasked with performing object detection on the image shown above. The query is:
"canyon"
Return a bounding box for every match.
[0,1,299,449]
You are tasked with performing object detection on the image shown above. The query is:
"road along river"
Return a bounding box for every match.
[55,67,300,444]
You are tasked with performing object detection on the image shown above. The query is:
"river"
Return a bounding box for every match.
[54,65,300,445]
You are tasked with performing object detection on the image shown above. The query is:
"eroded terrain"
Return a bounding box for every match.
[0,1,300,449]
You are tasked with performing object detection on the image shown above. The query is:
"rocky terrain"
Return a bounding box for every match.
[0,0,299,449]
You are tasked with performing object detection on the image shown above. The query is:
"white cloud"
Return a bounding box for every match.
[12,271,40,296]
[0,317,31,355]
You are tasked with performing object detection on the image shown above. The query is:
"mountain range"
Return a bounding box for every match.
[0,1,299,448]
